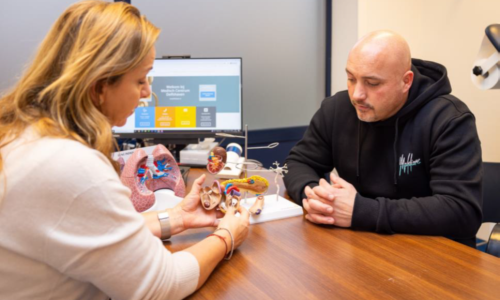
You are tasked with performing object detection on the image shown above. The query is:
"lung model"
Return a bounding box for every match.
[120,144,185,212]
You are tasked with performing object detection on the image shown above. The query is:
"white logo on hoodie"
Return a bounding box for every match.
[399,153,421,176]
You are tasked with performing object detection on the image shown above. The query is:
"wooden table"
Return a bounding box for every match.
[166,168,500,299]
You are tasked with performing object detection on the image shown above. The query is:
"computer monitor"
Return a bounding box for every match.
[112,57,243,144]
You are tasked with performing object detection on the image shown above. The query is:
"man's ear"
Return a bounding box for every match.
[402,71,414,93]
[90,80,105,107]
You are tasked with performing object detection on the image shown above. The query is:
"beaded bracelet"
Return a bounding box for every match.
[215,228,235,260]
[207,234,228,259]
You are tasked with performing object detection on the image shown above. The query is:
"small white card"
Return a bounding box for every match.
[241,194,304,224]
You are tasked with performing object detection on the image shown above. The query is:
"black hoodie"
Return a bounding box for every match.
[284,59,482,247]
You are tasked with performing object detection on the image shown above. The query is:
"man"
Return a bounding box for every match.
[284,31,482,247]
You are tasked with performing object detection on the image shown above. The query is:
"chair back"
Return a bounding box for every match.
[482,162,500,223]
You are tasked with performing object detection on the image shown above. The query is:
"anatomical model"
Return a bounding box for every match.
[120,144,185,212]
[201,175,269,215]
[269,161,288,201]
[207,146,227,174]
[222,176,269,215]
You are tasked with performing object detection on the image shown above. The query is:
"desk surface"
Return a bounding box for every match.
[167,168,500,299]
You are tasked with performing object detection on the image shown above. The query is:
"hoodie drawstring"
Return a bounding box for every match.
[393,118,400,185]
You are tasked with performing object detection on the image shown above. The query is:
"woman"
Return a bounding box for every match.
[0,1,249,299]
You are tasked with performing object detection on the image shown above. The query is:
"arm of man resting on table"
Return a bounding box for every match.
[283,99,336,204]
[285,103,482,241]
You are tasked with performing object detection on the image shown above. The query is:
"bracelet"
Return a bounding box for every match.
[207,234,228,259]
[215,228,234,260]
[157,211,172,240]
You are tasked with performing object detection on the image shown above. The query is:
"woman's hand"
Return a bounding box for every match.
[184,202,250,290]
[217,205,250,251]
[168,174,225,234]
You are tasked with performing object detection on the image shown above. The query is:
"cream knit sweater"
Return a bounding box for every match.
[0,127,199,300]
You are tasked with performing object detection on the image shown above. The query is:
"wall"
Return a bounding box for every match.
[133,0,325,130]
[0,0,325,131]
[0,0,90,92]
[331,0,358,95]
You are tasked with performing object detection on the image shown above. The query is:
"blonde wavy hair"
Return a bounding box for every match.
[0,0,160,173]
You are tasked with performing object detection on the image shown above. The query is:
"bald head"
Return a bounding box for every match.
[345,30,414,122]
[349,30,412,75]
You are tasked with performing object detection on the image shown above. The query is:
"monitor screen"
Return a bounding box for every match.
[112,58,243,143]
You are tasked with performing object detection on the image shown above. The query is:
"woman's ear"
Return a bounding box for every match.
[90,80,105,107]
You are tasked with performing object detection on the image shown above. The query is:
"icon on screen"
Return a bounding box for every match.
[199,85,216,101]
